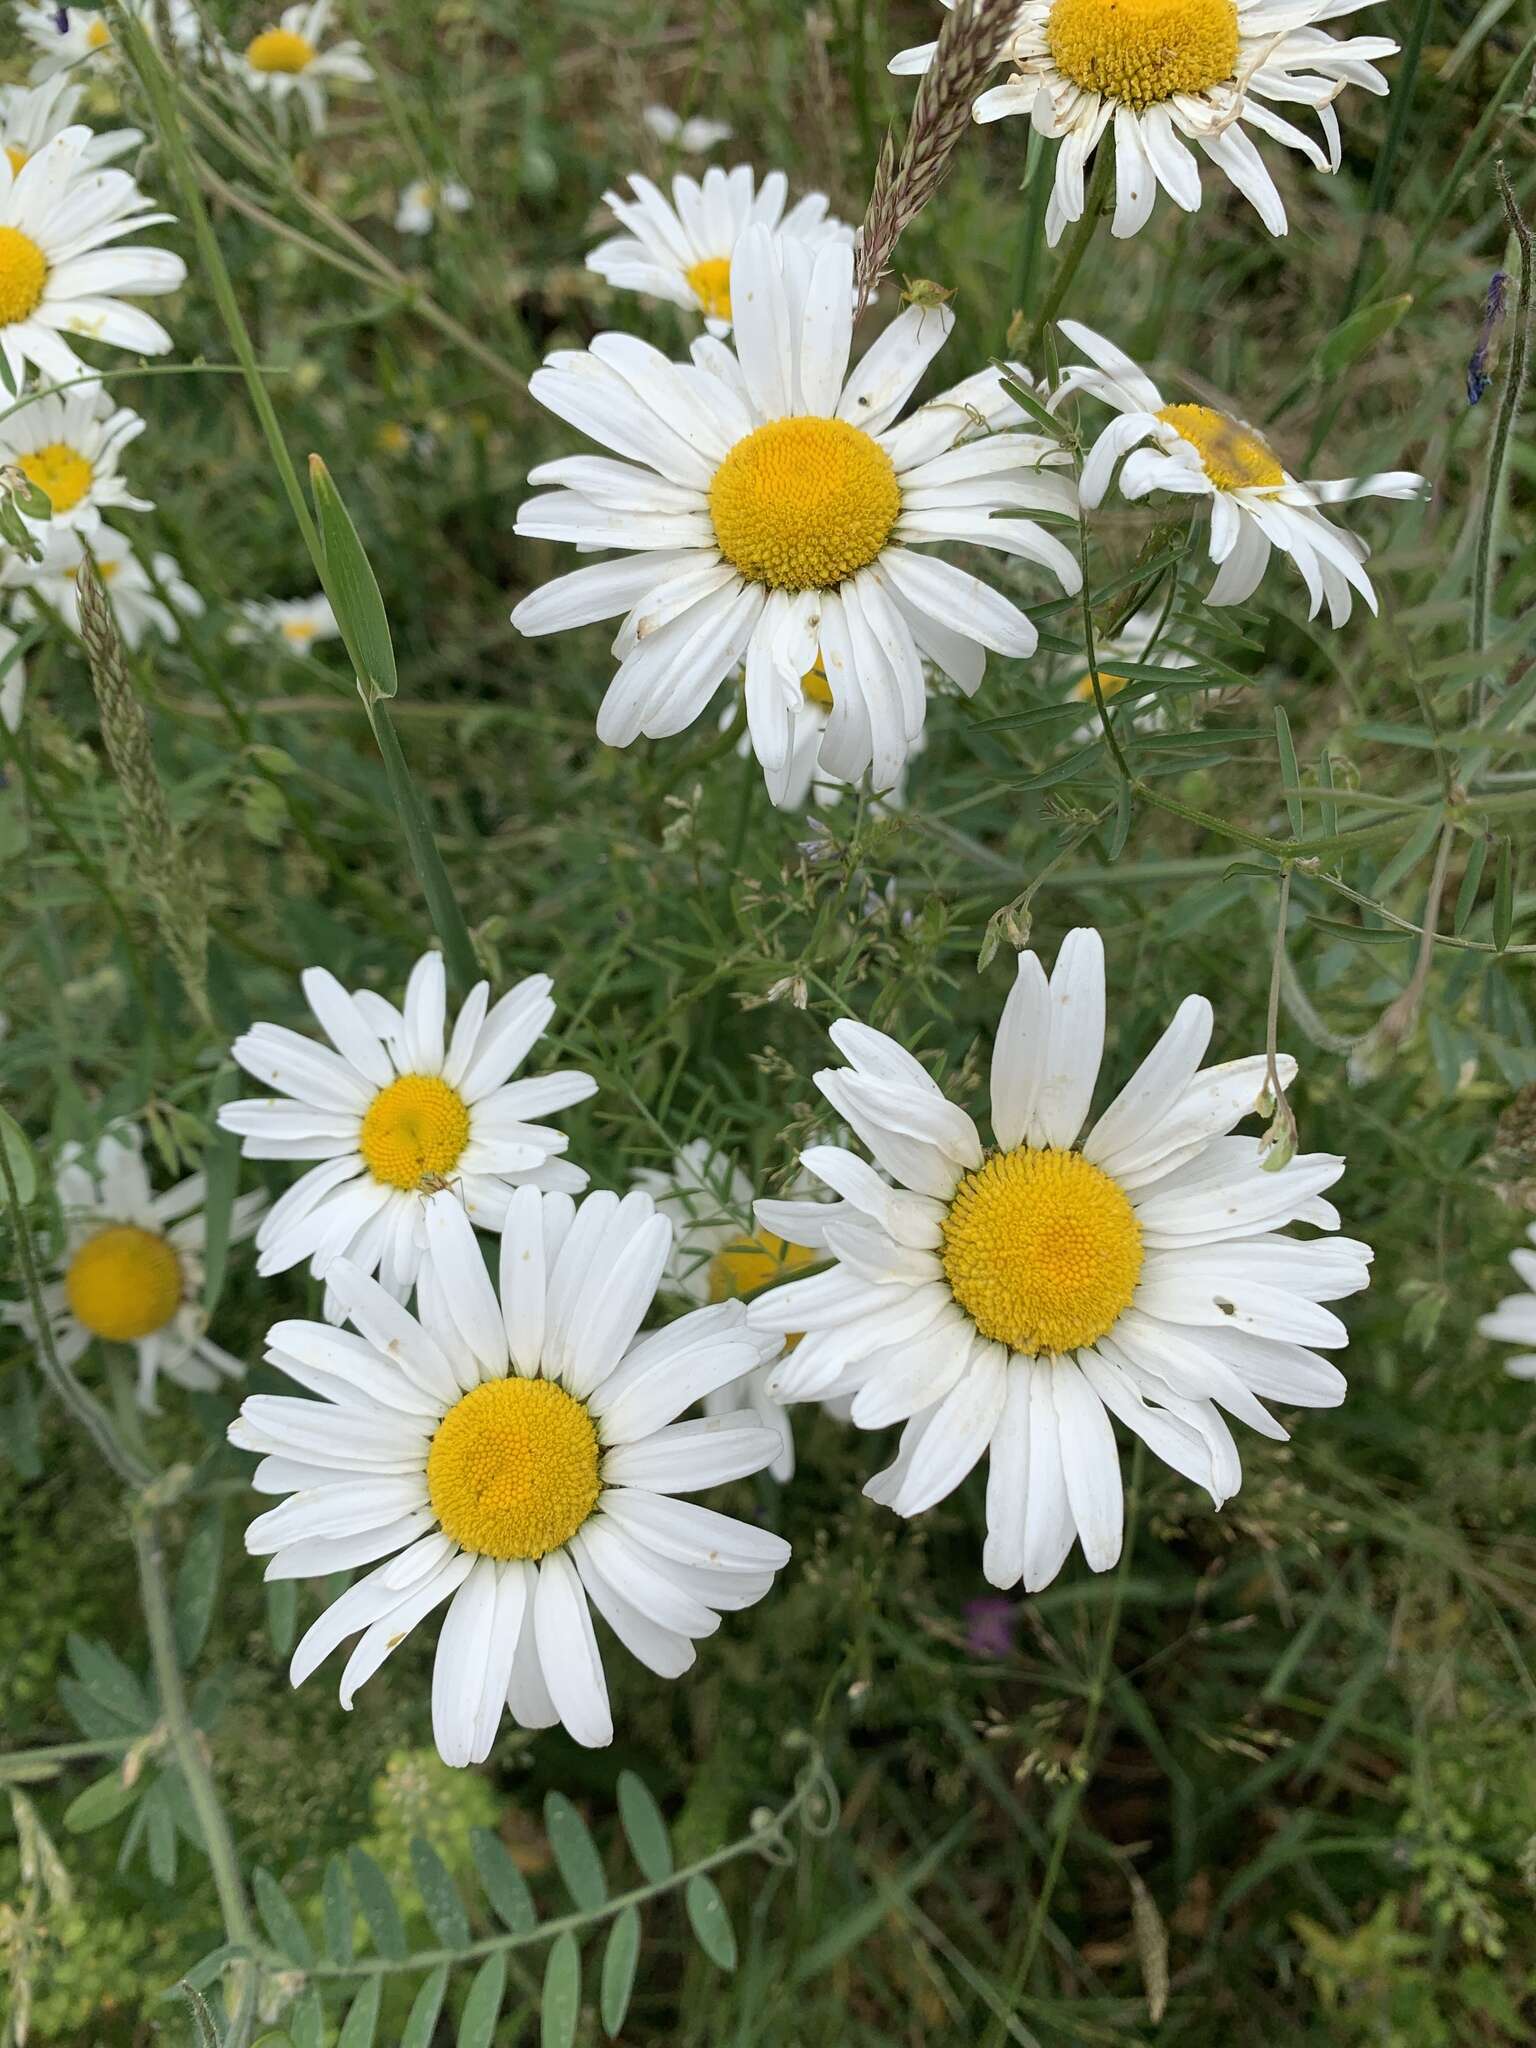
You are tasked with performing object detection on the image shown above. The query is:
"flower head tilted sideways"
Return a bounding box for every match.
[0,77,141,171]
[641,104,734,154]
[0,386,152,538]
[0,127,187,389]
[17,0,202,78]
[1477,1227,1536,1382]
[229,592,340,653]
[587,166,852,336]
[745,929,1372,1591]
[512,225,1080,798]
[891,0,1397,244]
[236,2,373,130]
[8,528,204,650]
[229,1191,791,1758]
[1063,604,1197,740]
[1058,322,1426,624]
[218,951,597,1319]
[632,1140,821,1480]
[395,178,472,236]
[2,1126,265,1412]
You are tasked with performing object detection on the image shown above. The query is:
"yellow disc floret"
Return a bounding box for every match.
[0,227,47,328]
[19,443,93,516]
[1045,0,1239,108]
[941,1147,1143,1356]
[85,16,111,47]
[246,26,317,71]
[65,1224,183,1342]
[800,660,834,707]
[1156,403,1284,491]
[708,1226,819,1303]
[359,1074,470,1191]
[427,1377,601,1559]
[5,146,27,176]
[709,416,901,592]
[1070,669,1130,701]
[685,255,733,323]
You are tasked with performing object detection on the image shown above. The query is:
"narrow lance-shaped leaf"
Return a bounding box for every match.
[309,454,398,703]
[471,1825,537,1934]
[323,1853,354,1965]
[253,1866,314,1966]
[545,1790,607,1911]
[1454,835,1489,934]
[616,1771,673,1884]
[410,1833,470,1949]
[686,1873,738,1971]
[349,1845,409,1959]
[1494,836,1515,952]
[337,1978,381,2048]
[600,1904,641,2037]
[173,1507,223,1668]
[0,1105,38,1205]
[399,1968,448,2048]
[541,1932,581,2048]
[458,1952,507,2048]
[1274,706,1303,839]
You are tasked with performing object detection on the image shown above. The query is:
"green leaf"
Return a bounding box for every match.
[1494,836,1515,952]
[349,1845,409,1959]
[541,1932,581,2048]
[400,1966,448,2048]
[1454,835,1490,934]
[458,1952,507,2048]
[173,1507,223,1667]
[0,1105,37,1205]
[323,1853,354,1965]
[616,1771,673,1884]
[289,1989,325,2048]
[253,1866,314,1965]
[471,1826,536,1934]
[1317,748,1339,841]
[309,454,398,702]
[544,1791,607,1911]
[685,1874,737,1971]
[63,1769,137,1834]
[1315,292,1413,378]
[145,1778,177,1885]
[994,367,1075,444]
[337,1977,381,2048]
[600,1904,641,2037]
[1273,707,1302,839]
[265,1577,298,1659]
[66,1633,148,1727]
[410,1834,470,1949]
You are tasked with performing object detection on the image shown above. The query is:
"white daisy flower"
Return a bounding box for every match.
[229,591,341,653]
[394,178,471,236]
[0,75,141,171]
[891,0,1397,244]
[0,383,151,537]
[746,927,1372,1590]
[18,0,202,77]
[641,104,734,154]
[0,126,187,389]
[632,1139,825,1482]
[10,525,203,649]
[587,167,852,337]
[513,224,1080,796]
[230,1192,791,1758]
[2,1124,265,1413]
[1059,321,1426,624]
[217,951,597,1319]
[1064,603,1197,740]
[0,621,26,731]
[237,2,373,130]
[1477,1227,1536,1381]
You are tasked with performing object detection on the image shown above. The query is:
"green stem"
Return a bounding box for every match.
[132,1510,262,2044]
[1472,165,1533,715]
[369,701,480,991]
[1021,136,1114,359]
[0,1736,138,1782]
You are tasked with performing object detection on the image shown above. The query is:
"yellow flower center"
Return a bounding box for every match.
[941,1148,1143,1356]
[18,443,94,516]
[246,26,317,71]
[707,1226,819,1303]
[427,1377,600,1559]
[685,255,733,322]
[5,146,27,176]
[800,660,834,707]
[85,16,111,48]
[1070,669,1130,701]
[0,227,48,328]
[280,617,316,644]
[709,417,901,592]
[1156,403,1284,491]
[65,1224,183,1342]
[1045,0,1239,108]
[358,1074,470,1192]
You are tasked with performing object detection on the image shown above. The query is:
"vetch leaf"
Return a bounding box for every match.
[349,1845,409,1959]
[66,1634,148,1727]
[541,1932,581,2048]
[63,1770,137,1835]
[173,1507,223,1668]
[457,1952,507,2048]
[323,1853,354,1965]
[289,1988,325,2048]
[265,1577,297,1659]
[685,1874,737,1970]
[253,1866,314,1965]
[1495,836,1515,952]
[337,1977,381,2048]
[310,455,398,702]
[399,1967,448,2048]
[545,1790,607,1911]
[616,1771,673,1884]
[1316,292,1413,378]
[471,1826,536,1934]
[0,1106,37,1205]
[600,1904,641,2037]
[410,1833,470,1949]
[1454,835,1490,934]
[1274,707,1302,839]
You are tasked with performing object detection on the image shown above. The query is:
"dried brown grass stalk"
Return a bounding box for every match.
[854,0,1019,314]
